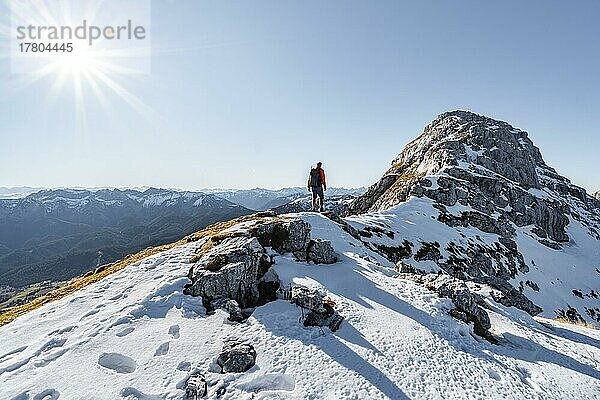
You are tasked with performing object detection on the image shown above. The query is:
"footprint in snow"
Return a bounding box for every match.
[32,388,60,400]
[98,352,137,373]
[34,348,69,368]
[119,387,162,400]
[237,373,296,393]
[144,259,165,270]
[9,391,30,400]
[0,357,32,375]
[486,368,502,381]
[168,324,180,339]
[176,361,191,371]
[79,308,100,320]
[0,345,27,362]
[154,342,170,356]
[34,338,66,356]
[116,327,135,337]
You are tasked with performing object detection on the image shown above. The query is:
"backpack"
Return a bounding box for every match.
[309,168,322,187]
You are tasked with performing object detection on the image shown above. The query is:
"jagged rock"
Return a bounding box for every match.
[250,219,311,259]
[414,242,441,262]
[476,276,542,316]
[306,239,338,264]
[422,274,491,338]
[323,212,363,240]
[210,298,244,322]
[291,286,326,313]
[343,110,600,323]
[257,269,281,305]
[216,340,256,373]
[184,236,275,309]
[290,286,343,331]
[347,110,575,244]
[395,261,424,274]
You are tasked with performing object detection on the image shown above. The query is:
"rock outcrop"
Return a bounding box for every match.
[291,286,344,332]
[184,216,339,320]
[216,340,256,373]
[421,274,491,338]
[347,110,594,245]
[184,236,273,311]
[306,239,338,264]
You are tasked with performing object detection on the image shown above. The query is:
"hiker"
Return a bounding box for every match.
[307,162,327,212]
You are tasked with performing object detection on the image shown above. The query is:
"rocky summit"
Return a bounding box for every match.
[346,110,600,324]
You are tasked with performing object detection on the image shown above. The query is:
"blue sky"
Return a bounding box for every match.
[1,0,599,192]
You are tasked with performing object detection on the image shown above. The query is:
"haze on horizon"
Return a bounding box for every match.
[1,1,599,193]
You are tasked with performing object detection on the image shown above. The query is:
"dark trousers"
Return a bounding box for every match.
[311,186,324,210]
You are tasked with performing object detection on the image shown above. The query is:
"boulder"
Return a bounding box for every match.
[291,286,327,313]
[422,274,491,339]
[210,298,244,322]
[306,239,338,264]
[216,340,256,373]
[184,236,275,309]
[249,219,311,258]
[291,286,344,332]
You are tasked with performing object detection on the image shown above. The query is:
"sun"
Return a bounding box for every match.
[3,0,154,123]
[57,48,96,75]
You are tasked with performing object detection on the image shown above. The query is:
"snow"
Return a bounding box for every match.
[346,196,505,274]
[510,216,600,317]
[1,213,600,399]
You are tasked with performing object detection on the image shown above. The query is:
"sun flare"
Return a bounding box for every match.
[4,0,154,123]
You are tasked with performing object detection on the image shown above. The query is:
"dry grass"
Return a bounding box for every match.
[0,213,279,327]
[553,317,597,330]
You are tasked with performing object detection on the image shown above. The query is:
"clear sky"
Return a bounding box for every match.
[1,0,599,192]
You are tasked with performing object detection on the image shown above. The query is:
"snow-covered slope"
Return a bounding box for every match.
[347,110,600,324]
[1,213,600,399]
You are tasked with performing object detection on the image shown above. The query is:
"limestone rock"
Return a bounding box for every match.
[422,274,491,338]
[184,236,274,309]
[291,286,343,332]
[216,340,256,373]
[250,219,311,258]
[306,239,338,264]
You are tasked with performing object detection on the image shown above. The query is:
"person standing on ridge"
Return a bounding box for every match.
[307,162,326,212]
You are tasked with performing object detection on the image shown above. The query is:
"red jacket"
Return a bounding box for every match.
[318,168,326,188]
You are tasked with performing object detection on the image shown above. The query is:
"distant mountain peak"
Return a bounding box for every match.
[349,111,589,214]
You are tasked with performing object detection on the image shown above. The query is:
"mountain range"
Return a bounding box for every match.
[0,188,252,289]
